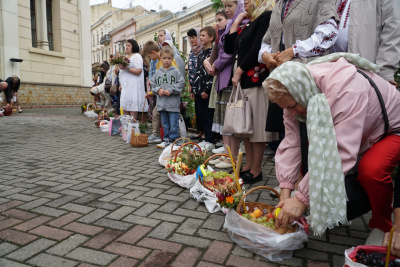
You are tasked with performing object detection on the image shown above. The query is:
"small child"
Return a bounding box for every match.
[150,46,185,148]
[191,26,217,151]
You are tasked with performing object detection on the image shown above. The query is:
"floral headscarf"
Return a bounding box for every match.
[263,53,381,236]
[189,28,203,56]
[247,0,275,22]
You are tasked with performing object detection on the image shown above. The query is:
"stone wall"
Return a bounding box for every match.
[16,83,92,106]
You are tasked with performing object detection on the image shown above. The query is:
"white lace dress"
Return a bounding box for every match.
[119,53,148,112]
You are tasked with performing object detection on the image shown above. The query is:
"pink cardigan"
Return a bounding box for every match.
[276,58,400,206]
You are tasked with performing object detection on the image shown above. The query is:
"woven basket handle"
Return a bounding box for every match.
[136,134,148,145]
[173,142,202,162]
[170,138,192,154]
[87,103,94,111]
[236,186,281,214]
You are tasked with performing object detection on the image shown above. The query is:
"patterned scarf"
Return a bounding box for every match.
[247,0,275,22]
[263,53,381,236]
[189,28,203,56]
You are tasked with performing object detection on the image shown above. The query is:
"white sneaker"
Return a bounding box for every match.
[212,146,225,154]
[365,228,385,246]
[209,156,225,165]
[215,161,232,169]
[156,141,170,148]
[148,134,162,143]
[215,141,224,147]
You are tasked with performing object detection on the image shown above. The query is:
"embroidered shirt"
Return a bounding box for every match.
[330,0,351,53]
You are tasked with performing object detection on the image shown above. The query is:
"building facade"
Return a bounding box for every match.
[0,0,92,106]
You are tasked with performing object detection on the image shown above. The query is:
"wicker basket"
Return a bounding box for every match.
[236,186,298,235]
[172,142,202,162]
[3,107,12,116]
[200,154,237,192]
[169,138,192,157]
[130,134,148,147]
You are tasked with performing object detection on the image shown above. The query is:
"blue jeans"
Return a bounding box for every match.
[160,111,179,142]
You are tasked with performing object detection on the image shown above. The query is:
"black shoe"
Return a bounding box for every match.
[239,168,250,177]
[241,172,263,184]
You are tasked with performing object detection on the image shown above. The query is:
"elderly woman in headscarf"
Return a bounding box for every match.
[223,0,275,184]
[263,53,400,244]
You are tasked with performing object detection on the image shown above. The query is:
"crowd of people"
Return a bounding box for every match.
[90,0,400,252]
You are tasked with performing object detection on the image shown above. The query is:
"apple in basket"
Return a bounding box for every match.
[100,121,105,125]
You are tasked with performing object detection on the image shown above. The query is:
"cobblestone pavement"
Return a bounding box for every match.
[0,108,372,267]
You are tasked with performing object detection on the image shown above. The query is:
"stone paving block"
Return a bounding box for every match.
[158,194,188,202]
[231,245,254,258]
[202,214,226,231]
[17,198,51,210]
[60,203,95,214]
[0,188,25,197]
[156,201,181,213]
[27,253,78,267]
[69,182,94,191]
[66,247,118,265]
[106,206,135,220]
[197,262,224,267]
[138,250,174,267]
[8,193,38,202]
[0,258,31,267]
[83,229,123,249]
[149,212,186,223]
[143,188,164,198]
[202,240,233,264]
[58,189,87,197]
[46,195,78,208]
[77,209,109,224]
[84,187,112,195]
[180,199,200,210]
[176,218,204,235]
[0,200,24,212]
[136,196,167,205]
[29,225,73,241]
[197,229,233,243]
[0,242,19,257]
[293,248,329,261]
[306,240,349,255]
[0,218,23,230]
[13,215,52,231]
[0,229,38,245]
[63,222,104,235]
[148,221,179,240]
[333,255,346,267]
[133,203,160,217]
[87,200,120,210]
[137,237,182,253]
[77,263,100,267]
[308,260,330,267]
[123,215,161,227]
[6,238,57,261]
[94,218,133,231]
[32,191,62,199]
[98,192,124,202]
[111,198,144,208]
[173,208,209,220]
[170,247,202,267]
[109,257,138,267]
[329,234,364,247]
[168,233,211,248]
[46,234,90,256]
[2,208,37,220]
[43,211,81,227]
[31,206,68,217]
[225,255,277,267]
[104,242,151,259]
[117,225,152,244]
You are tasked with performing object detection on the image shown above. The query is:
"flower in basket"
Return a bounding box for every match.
[108,110,114,118]
[110,54,130,67]
[166,147,209,176]
[94,109,102,115]
[81,103,87,113]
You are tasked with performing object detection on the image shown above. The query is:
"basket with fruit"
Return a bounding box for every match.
[236,186,298,235]
[165,142,210,188]
[159,138,192,167]
[345,245,400,267]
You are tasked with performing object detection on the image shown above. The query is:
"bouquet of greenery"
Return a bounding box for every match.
[110,54,130,67]
[165,147,209,175]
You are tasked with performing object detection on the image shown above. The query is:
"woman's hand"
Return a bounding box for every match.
[201,92,208,99]
[236,12,248,23]
[232,67,244,87]
[275,196,307,229]
[275,47,294,66]
[190,93,195,100]
[262,53,278,69]
[119,85,122,91]
[383,228,400,256]
[204,59,215,75]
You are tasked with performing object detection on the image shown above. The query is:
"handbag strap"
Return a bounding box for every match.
[299,69,390,175]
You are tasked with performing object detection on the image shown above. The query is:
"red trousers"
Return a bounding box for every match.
[357,135,400,232]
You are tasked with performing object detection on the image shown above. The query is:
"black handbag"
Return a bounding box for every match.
[300,69,390,221]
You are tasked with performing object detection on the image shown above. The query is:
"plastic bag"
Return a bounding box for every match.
[224,209,308,261]
[126,123,133,143]
[168,172,197,189]
[179,115,187,138]
[159,144,180,167]
[99,121,109,132]
[109,119,121,136]
[190,172,224,213]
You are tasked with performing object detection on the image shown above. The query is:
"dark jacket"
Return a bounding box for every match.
[224,11,272,89]
[191,47,213,95]
[5,77,20,104]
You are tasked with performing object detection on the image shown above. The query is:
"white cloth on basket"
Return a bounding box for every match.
[119,53,148,112]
